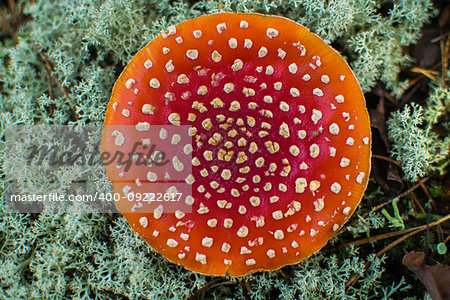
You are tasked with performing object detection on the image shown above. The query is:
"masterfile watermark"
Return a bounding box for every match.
[4,125,193,214]
[25,140,171,171]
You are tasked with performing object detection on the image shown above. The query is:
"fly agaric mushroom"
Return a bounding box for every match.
[102,12,371,277]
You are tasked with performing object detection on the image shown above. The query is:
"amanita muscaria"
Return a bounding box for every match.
[102,12,371,277]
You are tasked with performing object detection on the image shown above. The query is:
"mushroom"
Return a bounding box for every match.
[102,12,371,277]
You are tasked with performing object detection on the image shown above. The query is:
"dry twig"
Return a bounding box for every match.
[440,36,449,87]
[188,277,237,300]
[372,154,403,168]
[361,177,430,219]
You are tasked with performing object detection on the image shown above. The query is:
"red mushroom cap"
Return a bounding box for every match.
[102,12,371,277]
